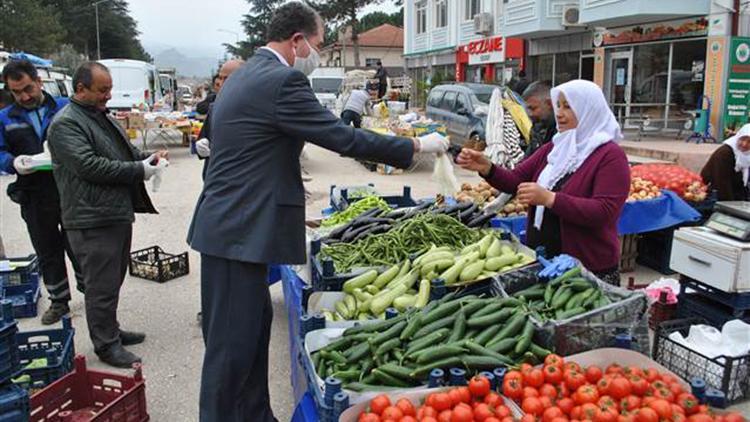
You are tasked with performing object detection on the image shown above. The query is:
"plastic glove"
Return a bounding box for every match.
[13,155,36,175]
[142,154,159,181]
[195,138,210,158]
[418,132,450,154]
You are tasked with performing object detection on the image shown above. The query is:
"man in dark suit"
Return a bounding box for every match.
[187,2,448,420]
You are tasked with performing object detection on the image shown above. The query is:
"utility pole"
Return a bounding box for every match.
[92,0,112,60]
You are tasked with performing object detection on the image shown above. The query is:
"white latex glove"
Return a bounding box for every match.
[418,132,450,154]
[142,154,159,181]
[195,138,210,158]
[13,155,36,175]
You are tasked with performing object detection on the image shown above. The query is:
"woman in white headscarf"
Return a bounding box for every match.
[458,80,630,284]
[701,124,750,201]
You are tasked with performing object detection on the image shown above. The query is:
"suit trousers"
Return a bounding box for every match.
[67,224,132,354]
[199,254,276,422]
[19,188,82,304]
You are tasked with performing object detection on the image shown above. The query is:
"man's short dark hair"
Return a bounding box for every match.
[211,74,219,85]
[518,70,527,78]
[522,81,551,101]
[1,60,38,83]
[73,62,110,92]
[266,1,320,42]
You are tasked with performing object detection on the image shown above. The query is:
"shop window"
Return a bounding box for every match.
[441,91,458,110]
[465,0,481,21]
[435,0,448,28]
[668,39,707,129]
[416,1,427,34]
[529,55,553,86]
[365,58,380,67]
[630,43,670,126]
[580,56,595,81]
[554,52,579,86]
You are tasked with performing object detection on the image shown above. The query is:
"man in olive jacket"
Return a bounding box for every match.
[47,62,168,368]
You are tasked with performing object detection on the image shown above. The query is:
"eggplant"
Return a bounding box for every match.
[341,223,377,242]
[352,223,392,242]
[350,217,394,227]
[358,207,385,219]
[328,222,353,240]
[459,203,479,222]
[467,213,496,228]
[457,201,474,212]
[384,208,409,219]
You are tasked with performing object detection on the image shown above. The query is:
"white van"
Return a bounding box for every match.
[99,59,163,111]
[307,68,345,112]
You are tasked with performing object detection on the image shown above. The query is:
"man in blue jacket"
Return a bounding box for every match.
[0,60,82,325]
[188,2,448,420]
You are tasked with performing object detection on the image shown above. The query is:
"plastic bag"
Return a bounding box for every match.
[432,153,460,197]
[151,159,169,192]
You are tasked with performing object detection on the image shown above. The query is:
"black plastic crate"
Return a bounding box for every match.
[330,184,417,212]
[653,318,749,403]
[677,293,750,328]
[680,277,750,310]
[0,382,28,421]
[14,316,75,392]
[0,301,19,385]
[0,255,39,287]
[636,228,675,274]
[129,246,189,283]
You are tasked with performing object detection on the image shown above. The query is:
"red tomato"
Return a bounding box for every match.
[495,405,511,419]
[359,413,381,422]
[597,396,618,413]
[395,399,416,417]
[677,394,699,416]
[520,363,534,375]
[696,405,711,414]
[565,362,583,373]
[432,393,452,412]
[526,368,545,388]
[371,395,391,415]
[484,392,502,408]
[505,370,523,381]
[552,418,570,422]
[623,366,644,379]
[503,377,523,401]
[540,383,559,399]
[575,385,600,405]
[522,397,545,416]
[422,418,438,422]
[687,414,714,422]
[438,410,453,422]
[595,409,618,422]
[469,376,492,398]
[484,419,501,422]
[585,366,603,384]
[618,415,634,422]
[565,371,587,391]
[418,406,438,419]
[619,395,641,412]
[456,387,472,404]
[644,369,659,383]
[545,354,565,368]
[382,406,404,420]
[558,397,575,415]
[669,382,685,397]
[558,383,571,400]
[473,403,495,422]
[634,408,659,422]
[609,378,632,400]
[501,418,514,422]
[672,404,686,416]
[647,399,673,419]
[580,403,599,421]
[660,374,678,385]
[605,364,623,375]
[521,415,537,422]
[724,413,747,422]
[628,376,649,397]
[596,377,612,396]
[653,388,674,403]
[399,416,417,422]
[544,407,565,422]
[545,365,564,385]
[451,404,473,422]
[540,396,554,410]
[524,387,540,398]
[570,406,582,420]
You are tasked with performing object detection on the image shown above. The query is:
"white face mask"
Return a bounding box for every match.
[293,38,320,76]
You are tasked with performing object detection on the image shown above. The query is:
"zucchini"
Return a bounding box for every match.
[582,289,601,309]
[551,286,573,309]
[373,264,400,289]
[548,266,582,287]
[332,369,361,381]
[473,324,502,346]
[460,260,486,282]
[378,363,415,382]
[404,328,451,356]
[416,345,468,364]
[370,284,408,315]
[343,269,379,293]
[466,308,514,328]
[400,314,423,341]
[422,300,463,325]
[513,320,535,355]
[485,255,520,272]
[393,295,417,312]
[344,295,357,315]
[345,341,371,363]
[372,368,412,387]
[375,337,401,356]
[335,301,351,320]
[321,337,352,353]
[464,341,514,364]
[478,234,494,258]
[397,259,411,278]
[460,298,488,317]
[461,355,510,371]
[529,343,552,359]
[414,279,430,308]
[343,313,406,336]
[485,238,503,259]
[414,314,456,338]
[567,279,594,292]
[488,313,526,345]
[556,306,587,320]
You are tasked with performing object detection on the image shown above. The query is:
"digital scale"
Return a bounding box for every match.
[705,201,750,241]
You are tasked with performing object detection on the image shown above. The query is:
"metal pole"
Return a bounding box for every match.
[95,3,101,60]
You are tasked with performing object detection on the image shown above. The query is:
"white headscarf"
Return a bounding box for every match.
[723,123,750,186]
[534,79,623,229]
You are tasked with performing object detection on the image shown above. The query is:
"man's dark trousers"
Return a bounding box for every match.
[199,253,275,422]
[67,224,132,353]
[341,110,362,128]
[18,184,81,303]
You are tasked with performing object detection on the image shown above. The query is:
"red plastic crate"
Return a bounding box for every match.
[29,355,148,422]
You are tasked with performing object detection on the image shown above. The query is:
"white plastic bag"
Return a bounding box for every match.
[432,153,460,197]
[151,159,169,192]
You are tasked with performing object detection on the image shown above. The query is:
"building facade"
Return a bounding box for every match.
[320,24,406,76]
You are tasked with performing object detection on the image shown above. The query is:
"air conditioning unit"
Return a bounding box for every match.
[562,6,583,27]
[474,13,493,35]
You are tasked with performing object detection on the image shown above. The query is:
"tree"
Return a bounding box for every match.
[358,9,403,33]
[49,44,87,73]
[226,0,283,59]
[0,0,66,56]
[311,0,385,68]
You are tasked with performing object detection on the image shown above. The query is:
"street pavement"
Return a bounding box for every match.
[1,140,747,419]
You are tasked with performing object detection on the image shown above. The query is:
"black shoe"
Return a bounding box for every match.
[97,345,142,368]
[41,302,70,325]
[120,330,146,346]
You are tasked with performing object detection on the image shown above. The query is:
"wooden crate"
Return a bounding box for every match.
[619,234,639,273]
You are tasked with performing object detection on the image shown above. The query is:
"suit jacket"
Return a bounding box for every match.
[187,49,414,264]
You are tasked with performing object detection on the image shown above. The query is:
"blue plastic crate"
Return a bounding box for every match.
[0,301,19,385]
[0,255,38,287]
[1,277,40,319]
[13,316,75,392]
[680,277,750,310]
[491,216,526,243]
[0,383,28,422]
[329,185,417,212]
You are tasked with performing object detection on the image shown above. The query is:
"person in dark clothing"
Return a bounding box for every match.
[195,75,219,115]
[523,82,557,157]
[375,60,388,99]
[701,124,750,201]
[48,62,168,368]
[0,59,83,325]
[511,70,531,96]
[0,89,13,109]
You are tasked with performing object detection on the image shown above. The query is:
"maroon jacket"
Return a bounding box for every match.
[485,141,630,272]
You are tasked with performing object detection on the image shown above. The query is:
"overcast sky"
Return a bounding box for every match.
[128,0,400,59]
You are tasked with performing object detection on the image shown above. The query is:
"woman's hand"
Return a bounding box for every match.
[456,148,492,176]
[517,183,556,208]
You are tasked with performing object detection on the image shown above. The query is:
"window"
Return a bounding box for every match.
[435,0,448,28]
[668,39,707,129]
[365,58,380,67]
[441,91,458,110]
[529,55,553,85]
[455,94,471,113]
[416,1,427,34]
[465,0,481,20]
[554,52,580,85]
[632,43,670,105]
[428,90,444,107]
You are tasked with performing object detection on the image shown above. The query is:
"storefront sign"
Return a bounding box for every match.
[704,36,727,138]
[594,17,708,47]
[455,37,524,82]
[723,37,750,135]
[460,37,505,65]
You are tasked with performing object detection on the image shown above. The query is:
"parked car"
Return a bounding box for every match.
[425,83,493,143]
[99,59,164,111]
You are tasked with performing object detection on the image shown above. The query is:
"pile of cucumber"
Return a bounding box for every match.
[321,233,535,321]
[310,293,552,391]
[510,267,613,323]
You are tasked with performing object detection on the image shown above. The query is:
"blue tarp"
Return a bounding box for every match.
[8,52,53,68]
[617,190,700,235]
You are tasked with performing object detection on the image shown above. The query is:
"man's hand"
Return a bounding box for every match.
[13,155,36,175]
[195,138,210,158]
[155,149,169,160]
[456,148,492,177]
[517,182,555,208]
[142,154,159,181]
[417,132,450,154]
